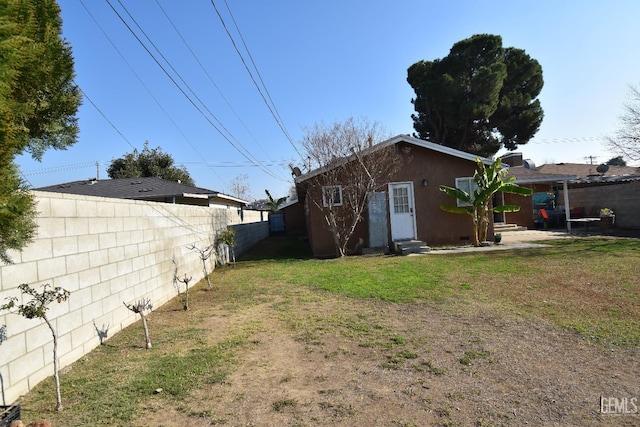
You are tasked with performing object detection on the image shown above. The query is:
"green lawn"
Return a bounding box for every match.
[240,236,639,345]
[18,235,640,425]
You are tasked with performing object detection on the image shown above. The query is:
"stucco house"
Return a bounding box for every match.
[291,134,500,258]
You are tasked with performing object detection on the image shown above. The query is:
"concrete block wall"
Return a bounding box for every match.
[232,219,269,256]
[559,180,640,228]
[0,192,267,403]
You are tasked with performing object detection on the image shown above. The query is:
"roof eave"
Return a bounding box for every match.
[514,175,577,184]
[214,193,249,205]
[294,134,495,184]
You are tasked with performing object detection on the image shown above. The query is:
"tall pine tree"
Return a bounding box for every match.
[407,34,543,157]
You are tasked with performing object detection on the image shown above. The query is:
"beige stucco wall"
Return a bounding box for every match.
[0,192,267,403]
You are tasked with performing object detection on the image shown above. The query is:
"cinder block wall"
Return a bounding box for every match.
[232,215,269,255]
[0,192,267,403]
[558,180,640,228]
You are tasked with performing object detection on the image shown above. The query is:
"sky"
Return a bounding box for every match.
[15,0,640,200]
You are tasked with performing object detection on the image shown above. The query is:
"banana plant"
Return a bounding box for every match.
[265,189,288,213]
[439,158,532,246]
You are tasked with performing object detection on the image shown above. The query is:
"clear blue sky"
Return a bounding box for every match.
[15,0,640,200]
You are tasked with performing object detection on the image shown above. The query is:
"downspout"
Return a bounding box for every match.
[562,180,571,232]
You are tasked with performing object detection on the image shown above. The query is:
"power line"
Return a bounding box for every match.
[105,0,288,182]
[221,0,296,155]
[79,0,228,188]
[22,161,98,176]
[82,89,137,150]
[152,0,276,164]
[209,0,303,159]
[528,136,608,145]
[181,160,286,168]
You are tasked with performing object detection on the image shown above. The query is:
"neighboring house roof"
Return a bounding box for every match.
[294,134,495,184]
[278,198,298,210]
[35,177,248,205]
[537,163,640,181]
[506,165,577,184]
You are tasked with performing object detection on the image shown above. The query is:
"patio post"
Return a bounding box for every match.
[562,180,571,232]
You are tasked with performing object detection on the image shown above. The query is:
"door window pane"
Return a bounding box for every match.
[393,187,410,214]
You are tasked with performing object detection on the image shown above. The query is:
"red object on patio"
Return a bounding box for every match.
[539,208,549,220]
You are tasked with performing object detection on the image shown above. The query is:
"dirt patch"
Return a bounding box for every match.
[136,294,638,426]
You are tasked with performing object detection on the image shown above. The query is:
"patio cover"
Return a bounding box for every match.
[506,166,578,231]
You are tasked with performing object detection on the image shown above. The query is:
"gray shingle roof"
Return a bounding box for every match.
[35,177,218,200]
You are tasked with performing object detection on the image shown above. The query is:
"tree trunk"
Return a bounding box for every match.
[139,312,152,349]
[44,315,63,411]
[326,213,345,257]
[202,259,211,289]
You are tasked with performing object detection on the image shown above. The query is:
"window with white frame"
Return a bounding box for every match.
[322,185,343,207]
[455,177,477,207]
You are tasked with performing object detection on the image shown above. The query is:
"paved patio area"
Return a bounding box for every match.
[424,227,638,255]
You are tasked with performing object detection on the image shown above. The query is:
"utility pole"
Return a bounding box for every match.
[584,155,597,165]
[96,161,100,180]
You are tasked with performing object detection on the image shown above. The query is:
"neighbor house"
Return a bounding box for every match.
[291,135,500,258]
[500,153,576,229]
[536,162,640,229]
[36,176,248,209]
[499,155,640,230]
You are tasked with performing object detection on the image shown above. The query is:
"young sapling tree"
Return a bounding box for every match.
[177,274,193,311]
[123,298,153,349]
[1,284,70,411]
[187,243,215,289]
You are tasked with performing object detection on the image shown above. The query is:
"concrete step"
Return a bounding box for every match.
[494,223,528,232]
[394,240,431,255]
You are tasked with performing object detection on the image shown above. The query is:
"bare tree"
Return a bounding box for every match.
[1,284,70,411]
[187,243,215,289]
[177,275,193,311]
[123,298,153,349]
[299,117,400,257]
[606,84,640,163]
[230,174,251,200]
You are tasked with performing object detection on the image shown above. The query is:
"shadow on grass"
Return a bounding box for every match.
[238,235,312,261]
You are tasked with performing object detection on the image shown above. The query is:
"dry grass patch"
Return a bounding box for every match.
[16,236,640,426]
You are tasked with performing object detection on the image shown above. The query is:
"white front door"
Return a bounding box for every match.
[389,182,416,241]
